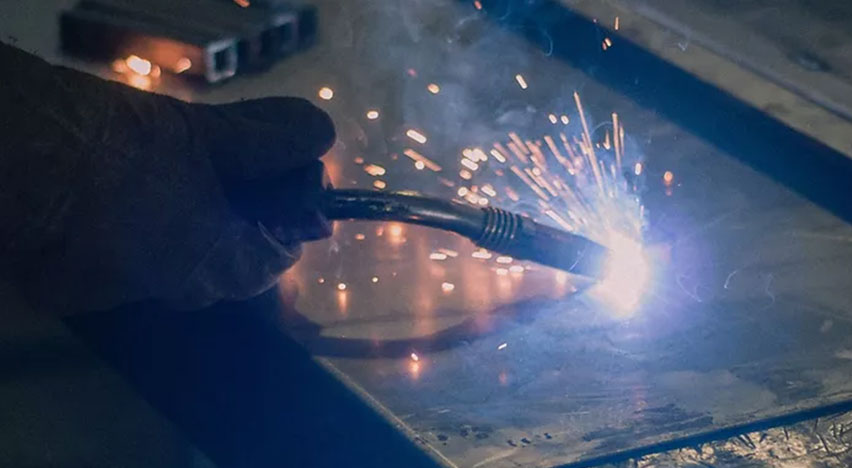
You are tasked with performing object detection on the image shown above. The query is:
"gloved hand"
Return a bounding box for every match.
[0,42,335,313]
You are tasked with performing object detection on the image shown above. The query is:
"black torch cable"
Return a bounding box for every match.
[322,189,609,278]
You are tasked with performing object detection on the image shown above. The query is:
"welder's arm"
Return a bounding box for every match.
[0,42,335,313]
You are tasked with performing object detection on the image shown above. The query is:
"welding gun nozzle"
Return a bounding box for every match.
[475,207,607,277]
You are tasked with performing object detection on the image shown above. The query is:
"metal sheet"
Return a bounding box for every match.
[262,2,852,466]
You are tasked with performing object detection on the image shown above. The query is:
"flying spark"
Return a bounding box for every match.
[406,129,428,144]
[318,87,334,100]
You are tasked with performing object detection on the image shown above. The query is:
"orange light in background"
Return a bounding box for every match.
[441,282,455,293]
[373,180,387,189]
[128,74,152,91]
[371,276,379,283]
[548,114,558,124]
[174,57,192,73]
[111,59,128,74]
[634,162,643,175]
[427,83,440,94]
[515,74,528,89]
[317,277,325,284]
[561,115,570,125]
[414,161,426,170]
[125,55,152,75]
[233,0,250,7]
[410,352,420,362]
[496,256,513,264]
[354,233,366,241]
[318,87,334,100]
[337,282,347,291]
[473,0,482,10]
[366,109,379,120]
[663,170,674,186]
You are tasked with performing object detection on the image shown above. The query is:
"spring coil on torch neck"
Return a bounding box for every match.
[476,207,523,252]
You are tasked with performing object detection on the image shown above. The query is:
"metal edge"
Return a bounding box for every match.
[559,0,852,160]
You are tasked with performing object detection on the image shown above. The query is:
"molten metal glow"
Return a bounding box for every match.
[591,232,650,317]
[175,57,192,73]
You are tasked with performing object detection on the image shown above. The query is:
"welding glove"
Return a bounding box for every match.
[0,42,335,313]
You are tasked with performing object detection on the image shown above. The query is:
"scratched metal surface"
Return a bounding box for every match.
[5,0,852,467]
[607,412,852,467]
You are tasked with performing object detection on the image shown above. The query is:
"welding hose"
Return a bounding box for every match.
[322,189,609,278]
[229,161,609,278]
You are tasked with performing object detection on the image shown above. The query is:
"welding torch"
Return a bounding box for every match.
[230,161,610,278]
